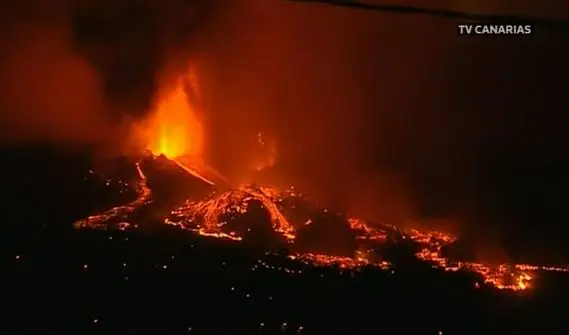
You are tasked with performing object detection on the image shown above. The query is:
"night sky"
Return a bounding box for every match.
[0,0,568,256]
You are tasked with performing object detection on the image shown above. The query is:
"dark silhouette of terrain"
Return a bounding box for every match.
[1,147,568,333]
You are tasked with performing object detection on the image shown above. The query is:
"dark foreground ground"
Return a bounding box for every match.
[1,147,569,334]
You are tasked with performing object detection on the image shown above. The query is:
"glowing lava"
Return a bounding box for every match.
[74,64,569,293]
[166,184,297,242]
[139,65,224,186]
[165,183,569,291]
[74,160,569,292]
[73,163,151,230]
[146,78,204,160]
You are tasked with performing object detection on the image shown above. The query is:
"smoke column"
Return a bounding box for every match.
[192,0,452,226]
[0,0,210,150]
[189,0,569,239]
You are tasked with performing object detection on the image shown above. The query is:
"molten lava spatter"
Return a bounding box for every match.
[251,132,278,172]
[137,63,227,187]
[146,77,204,160]
[145,76,216,186]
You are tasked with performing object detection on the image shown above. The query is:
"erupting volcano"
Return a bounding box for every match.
[73,64,569,294]
[147,78,203,161]
[134,64,223,186]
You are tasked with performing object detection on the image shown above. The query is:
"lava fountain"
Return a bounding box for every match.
[140,64,224,186]
[146,77,204,161]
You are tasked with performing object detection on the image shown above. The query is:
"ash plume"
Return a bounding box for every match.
[0,0,211,150]
[191,0,569,241]
[191,0,451,224]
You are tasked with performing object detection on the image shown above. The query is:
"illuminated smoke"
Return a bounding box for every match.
[0,1,114,145]
[0,0,210,150]
[3,0,568,264]
[193,0,569,242]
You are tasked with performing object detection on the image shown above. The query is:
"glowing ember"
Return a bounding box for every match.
[251,132,278,172]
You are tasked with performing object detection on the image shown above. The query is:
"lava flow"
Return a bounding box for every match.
[72,63,569,293]
[407,228,569,290]
[73,162,151,231]
[73,156,569,292]
[167,184,296,242]
[163,179,569,291]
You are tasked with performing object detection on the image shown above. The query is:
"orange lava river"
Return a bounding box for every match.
[73,161,569,292]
